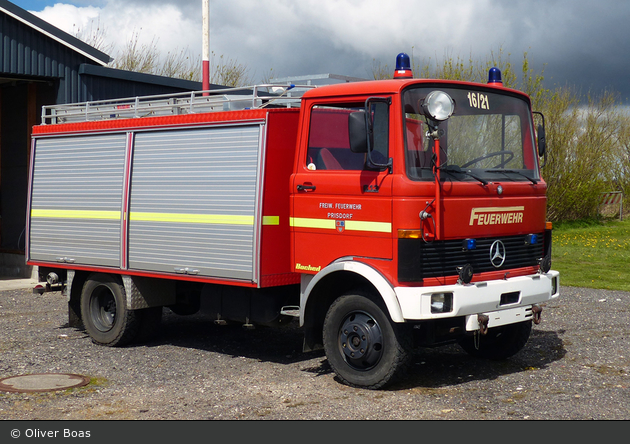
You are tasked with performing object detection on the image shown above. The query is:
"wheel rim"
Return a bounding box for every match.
[338,311,384,371]
[89,286,117,333]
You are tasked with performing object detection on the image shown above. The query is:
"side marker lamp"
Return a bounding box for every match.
[431,292,453,313]
[398,229,422,239]
[423,91,455,122]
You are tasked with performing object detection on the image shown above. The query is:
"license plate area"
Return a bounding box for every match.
[500,291,520,306]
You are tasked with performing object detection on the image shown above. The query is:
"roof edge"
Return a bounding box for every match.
[79,64,204,90]
[0,0,111,66]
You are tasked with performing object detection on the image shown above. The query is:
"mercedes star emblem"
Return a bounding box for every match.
[490,240,506,268]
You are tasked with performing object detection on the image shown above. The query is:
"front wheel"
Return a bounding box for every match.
[322,294,412,389]
[458,320,532,360]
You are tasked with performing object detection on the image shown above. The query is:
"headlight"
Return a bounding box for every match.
[431,292,453,313]
[423,91,455,121]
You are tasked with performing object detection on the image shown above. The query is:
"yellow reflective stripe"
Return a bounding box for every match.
[129,212,254,225]
[262,216,280,226]
[290,217,391,233]
[31,209,277,226]
[345,220,392,233]
[290,217,336,230]
[31,209,121,220]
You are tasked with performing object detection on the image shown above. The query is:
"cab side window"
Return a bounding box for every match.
[307,103,389,171]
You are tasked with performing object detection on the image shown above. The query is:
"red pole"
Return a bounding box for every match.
[202,0,210,95]
[434,138,441,240]
[203,60,210,92]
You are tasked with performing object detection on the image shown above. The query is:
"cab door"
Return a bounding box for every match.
[290,99,393,273]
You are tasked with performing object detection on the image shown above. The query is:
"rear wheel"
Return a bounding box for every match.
[322,294,412,389]
[80,274,139,346]
[458,320,532,360]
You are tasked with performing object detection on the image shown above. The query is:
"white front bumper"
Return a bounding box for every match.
[395,270,559,328]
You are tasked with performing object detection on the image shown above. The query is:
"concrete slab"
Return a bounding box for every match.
[0,277,38,291]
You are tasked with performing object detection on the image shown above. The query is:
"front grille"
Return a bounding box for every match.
[398,234,544,282]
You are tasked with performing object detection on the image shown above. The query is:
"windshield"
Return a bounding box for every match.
[403,86,539,183]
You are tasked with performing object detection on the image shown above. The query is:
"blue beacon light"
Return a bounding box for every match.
[527,234,539,245]
[488,67,503,86]
[463,238,477,251]
[394,53,413,79]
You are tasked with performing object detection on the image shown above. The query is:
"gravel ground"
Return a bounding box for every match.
[0,283,628,421]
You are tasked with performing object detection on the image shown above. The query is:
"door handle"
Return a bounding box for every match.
[297,184,316,192]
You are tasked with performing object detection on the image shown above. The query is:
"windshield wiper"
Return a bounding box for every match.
[440,165,488,185]
[484,169,538,184]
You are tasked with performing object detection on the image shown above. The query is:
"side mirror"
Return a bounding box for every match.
[348,111,367,153]
[537,124,546,158]
[533,111,547,168]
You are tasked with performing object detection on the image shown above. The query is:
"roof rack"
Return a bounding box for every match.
[40,83,315,125]
[270,73,368,85]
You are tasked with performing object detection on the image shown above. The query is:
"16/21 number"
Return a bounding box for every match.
[467,92,489,110]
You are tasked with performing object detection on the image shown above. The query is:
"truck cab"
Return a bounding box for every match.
[291,63,558,388]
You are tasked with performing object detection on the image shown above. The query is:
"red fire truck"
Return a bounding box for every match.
[26,54,559,389]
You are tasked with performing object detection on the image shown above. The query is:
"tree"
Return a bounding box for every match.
[208,52,253,87]
[158,50,200,82]
[72,18,113,55]
[74,26,253,87]
[110,30,160,74]
[371,58,392,80]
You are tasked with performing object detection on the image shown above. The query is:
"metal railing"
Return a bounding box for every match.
[41,83,315,125]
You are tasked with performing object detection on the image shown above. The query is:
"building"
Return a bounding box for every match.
[0,0,204,277]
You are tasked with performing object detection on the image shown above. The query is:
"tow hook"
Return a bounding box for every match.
[478,314,489,335]
[532,304,542,325]
[473,314,490,350]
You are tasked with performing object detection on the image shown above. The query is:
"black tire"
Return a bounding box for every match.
[322,294,412,389]
[80,274,139,347]
[458,320,532,360]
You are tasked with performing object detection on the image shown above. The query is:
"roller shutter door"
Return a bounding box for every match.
[29,134,127,267]
[127,124,263,281]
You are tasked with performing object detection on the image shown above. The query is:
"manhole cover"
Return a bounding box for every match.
[0,373,90,393]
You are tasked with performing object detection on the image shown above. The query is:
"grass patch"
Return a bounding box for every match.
[553,218,630,291]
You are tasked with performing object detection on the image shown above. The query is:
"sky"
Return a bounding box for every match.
[9,0,630,101]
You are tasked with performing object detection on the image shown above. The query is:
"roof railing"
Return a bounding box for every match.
[41,83,315,125]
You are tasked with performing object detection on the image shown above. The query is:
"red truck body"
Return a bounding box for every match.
[26,62,559,389]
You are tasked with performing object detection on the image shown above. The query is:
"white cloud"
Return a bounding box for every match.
[34,3,102,37]
[32,1,202,64]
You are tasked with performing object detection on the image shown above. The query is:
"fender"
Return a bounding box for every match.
[300,258,405,324]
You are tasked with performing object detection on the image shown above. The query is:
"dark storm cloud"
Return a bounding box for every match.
[491,0,630,100]
[210,0,630,99]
